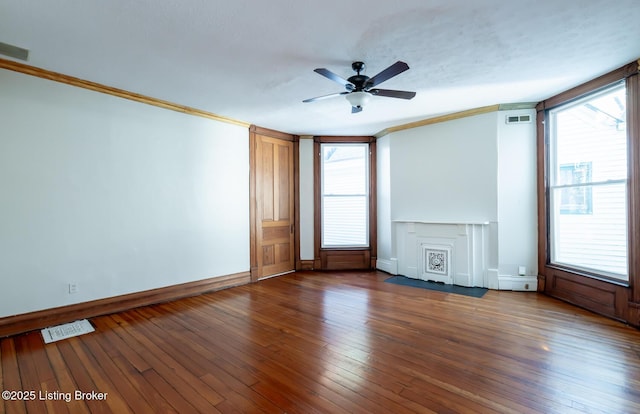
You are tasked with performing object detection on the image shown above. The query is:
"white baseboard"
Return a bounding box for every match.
[376,258,398,275]
[487,269,500,290]
[498,275,537,291]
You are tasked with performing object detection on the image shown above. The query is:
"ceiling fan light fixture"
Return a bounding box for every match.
[345,91,370,109]
[303,61,415,112]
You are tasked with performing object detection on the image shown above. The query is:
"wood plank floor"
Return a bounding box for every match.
[2,270,640,413]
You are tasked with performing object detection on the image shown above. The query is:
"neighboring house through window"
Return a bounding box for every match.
[559,162,592,215]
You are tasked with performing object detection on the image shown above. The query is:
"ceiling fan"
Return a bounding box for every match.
[303,61,416,113]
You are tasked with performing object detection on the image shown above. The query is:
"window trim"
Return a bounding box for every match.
[536,59,640,325]
[546,82,628,278]
[313,136,376,270]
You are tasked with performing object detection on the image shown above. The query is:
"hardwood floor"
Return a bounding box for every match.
[2,270,640,413]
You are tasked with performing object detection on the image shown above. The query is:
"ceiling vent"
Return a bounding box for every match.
[505,114,532,124]
[0,41,29,61]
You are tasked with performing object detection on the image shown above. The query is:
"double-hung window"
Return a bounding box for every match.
[547,82,628,280]
[320,143,370,248]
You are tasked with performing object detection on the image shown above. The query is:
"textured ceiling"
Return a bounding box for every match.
[1,0,639,136]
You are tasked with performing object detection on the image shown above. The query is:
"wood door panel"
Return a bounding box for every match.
[262,245,274,266]
[261,243,292,271]
[253,130,296,280]
[260,141,275,221]
[262,225,290,241]
[278,144,291,220]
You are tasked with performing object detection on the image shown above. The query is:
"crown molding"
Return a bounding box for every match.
[375,104,501,138]
[0,58,250,128]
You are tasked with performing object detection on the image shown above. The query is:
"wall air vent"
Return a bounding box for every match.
[505,114,532,124]
[0,41,29,61]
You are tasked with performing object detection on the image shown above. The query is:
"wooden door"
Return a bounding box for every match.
[250,127,296,280]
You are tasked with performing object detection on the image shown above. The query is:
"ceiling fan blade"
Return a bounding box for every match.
[351,105,363,114]
[365,61,410,88]
[314,68,355,90]
[369,89,416,100]
[303,91,349,103]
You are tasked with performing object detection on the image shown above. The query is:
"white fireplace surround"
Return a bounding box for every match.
[393,220,490,288]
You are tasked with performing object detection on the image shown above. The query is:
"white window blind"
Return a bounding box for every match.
[321,143,369,247]
[548,82,628,280]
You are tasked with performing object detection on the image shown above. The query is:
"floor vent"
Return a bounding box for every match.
[41,319,95,344]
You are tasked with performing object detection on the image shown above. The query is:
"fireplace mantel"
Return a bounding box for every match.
[393,219,490,225]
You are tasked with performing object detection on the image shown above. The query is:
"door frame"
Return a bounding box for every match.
[249,125,300,282]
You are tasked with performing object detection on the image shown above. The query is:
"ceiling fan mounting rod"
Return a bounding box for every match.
[351,61,365,74]
[348,61,370,91]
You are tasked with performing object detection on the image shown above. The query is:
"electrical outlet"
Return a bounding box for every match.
[68,282,79,294]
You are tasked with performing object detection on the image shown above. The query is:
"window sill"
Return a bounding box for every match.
[320,247,370,251]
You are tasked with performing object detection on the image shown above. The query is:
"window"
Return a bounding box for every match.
[548,82,628,280]
[320,143,369,247]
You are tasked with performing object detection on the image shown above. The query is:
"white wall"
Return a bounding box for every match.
[0,69,250,317]
[376,110,538,289]
[376,135,395,273]
[496,110,538,278]
[389,112,499,223]
[376,135,392,258]
[299,138,315,260]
